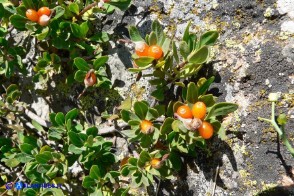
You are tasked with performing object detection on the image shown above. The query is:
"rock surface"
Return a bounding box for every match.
[104,0,294,195]
[8,0,293,195]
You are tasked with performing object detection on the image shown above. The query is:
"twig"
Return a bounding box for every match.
[155,178,161,196]
[177,61,187,69]
[212,164,219,196]
[78,2,98,17]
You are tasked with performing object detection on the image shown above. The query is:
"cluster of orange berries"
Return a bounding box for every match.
[26,7,51,26]
[135,41,163,60]
[176,102,214,139]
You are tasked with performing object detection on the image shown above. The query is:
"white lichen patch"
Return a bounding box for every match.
[281,21,294,34]
[277,0,294,19]
[225,84,255,117]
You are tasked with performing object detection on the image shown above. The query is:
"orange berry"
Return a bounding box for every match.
[135,41,149,57]
[38,15,50,26]
[150,158,162,169]
[198,121,214,139]
[192,101,207,119]
[37,7,51,16]
[176,105,193,119]
[26,9,39,22]
[148,45,163,60]
[140,120,154,134]
[84,70,97,87]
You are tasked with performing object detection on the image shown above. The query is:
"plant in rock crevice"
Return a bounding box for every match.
[127,20,219,101]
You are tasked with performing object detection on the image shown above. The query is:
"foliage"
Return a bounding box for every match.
[0,0,239,195]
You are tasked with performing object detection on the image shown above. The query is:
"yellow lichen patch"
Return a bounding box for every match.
[264,7,274,18]
[233,143,249,156]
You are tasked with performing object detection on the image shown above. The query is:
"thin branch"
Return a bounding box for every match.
[155,178,161,196]
[78,2,98,17]
[212,164,219,196]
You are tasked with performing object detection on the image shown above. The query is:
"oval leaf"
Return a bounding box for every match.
[74,57,90,71]
[133,101,149,120]
[186,82,198,104]
[205,102,238,120]
[199,31,219,47]
[187,46,209,64]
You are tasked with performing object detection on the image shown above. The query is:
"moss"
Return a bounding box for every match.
[79,93,97,111]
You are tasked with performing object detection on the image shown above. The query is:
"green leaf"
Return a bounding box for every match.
[82,176,96,188]
[90,165,102,180]
[205,102,238,120]
[52,6,65,19]
[10,14,27,30]
[71,22,89,38]
[49,113,58,126]
[6,84,18,96]
[86,127,98,136]
[160,117,174,135]
[169,151,182,171]
[108,0,131,10]
[151,88,164,101]
[211,121,226,140]
[198,76,215,95]
[121,110,132,122]
[277,113,287,126]
[15,153,34,163]
[55,112,65,126]
[74,57,90,71]
[65,108,79,122]
[39,188,65,196]
[35,152,52,164]
[69,3,79,15]
[172,41,179,64]
[121,166,130,176]
[152,20,164,45]
[187,46,209,64]
[22,0,35,9]
[199,31,219,47]
[134,57,154,67]
[149,32,157,45]
[186,82,198,104]
[137,150,151,167]
[68,144,85,154]
[5,158,20,168]
[89,32,109,43]
[74,70,87,82]
[161,38,171,55]
[93,56,108,70]
[32,120,45,133]
[118,96,132,110]
[36,26,49,40]
[179,41,190,60]
[134,101,148,120]
[20,143,35,154]
[198,94,215,107]
[183,21,191,43]
[68,131,84,147]
[128,26,144,42]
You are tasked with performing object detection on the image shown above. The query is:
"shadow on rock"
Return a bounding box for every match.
[156,137,237,195]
